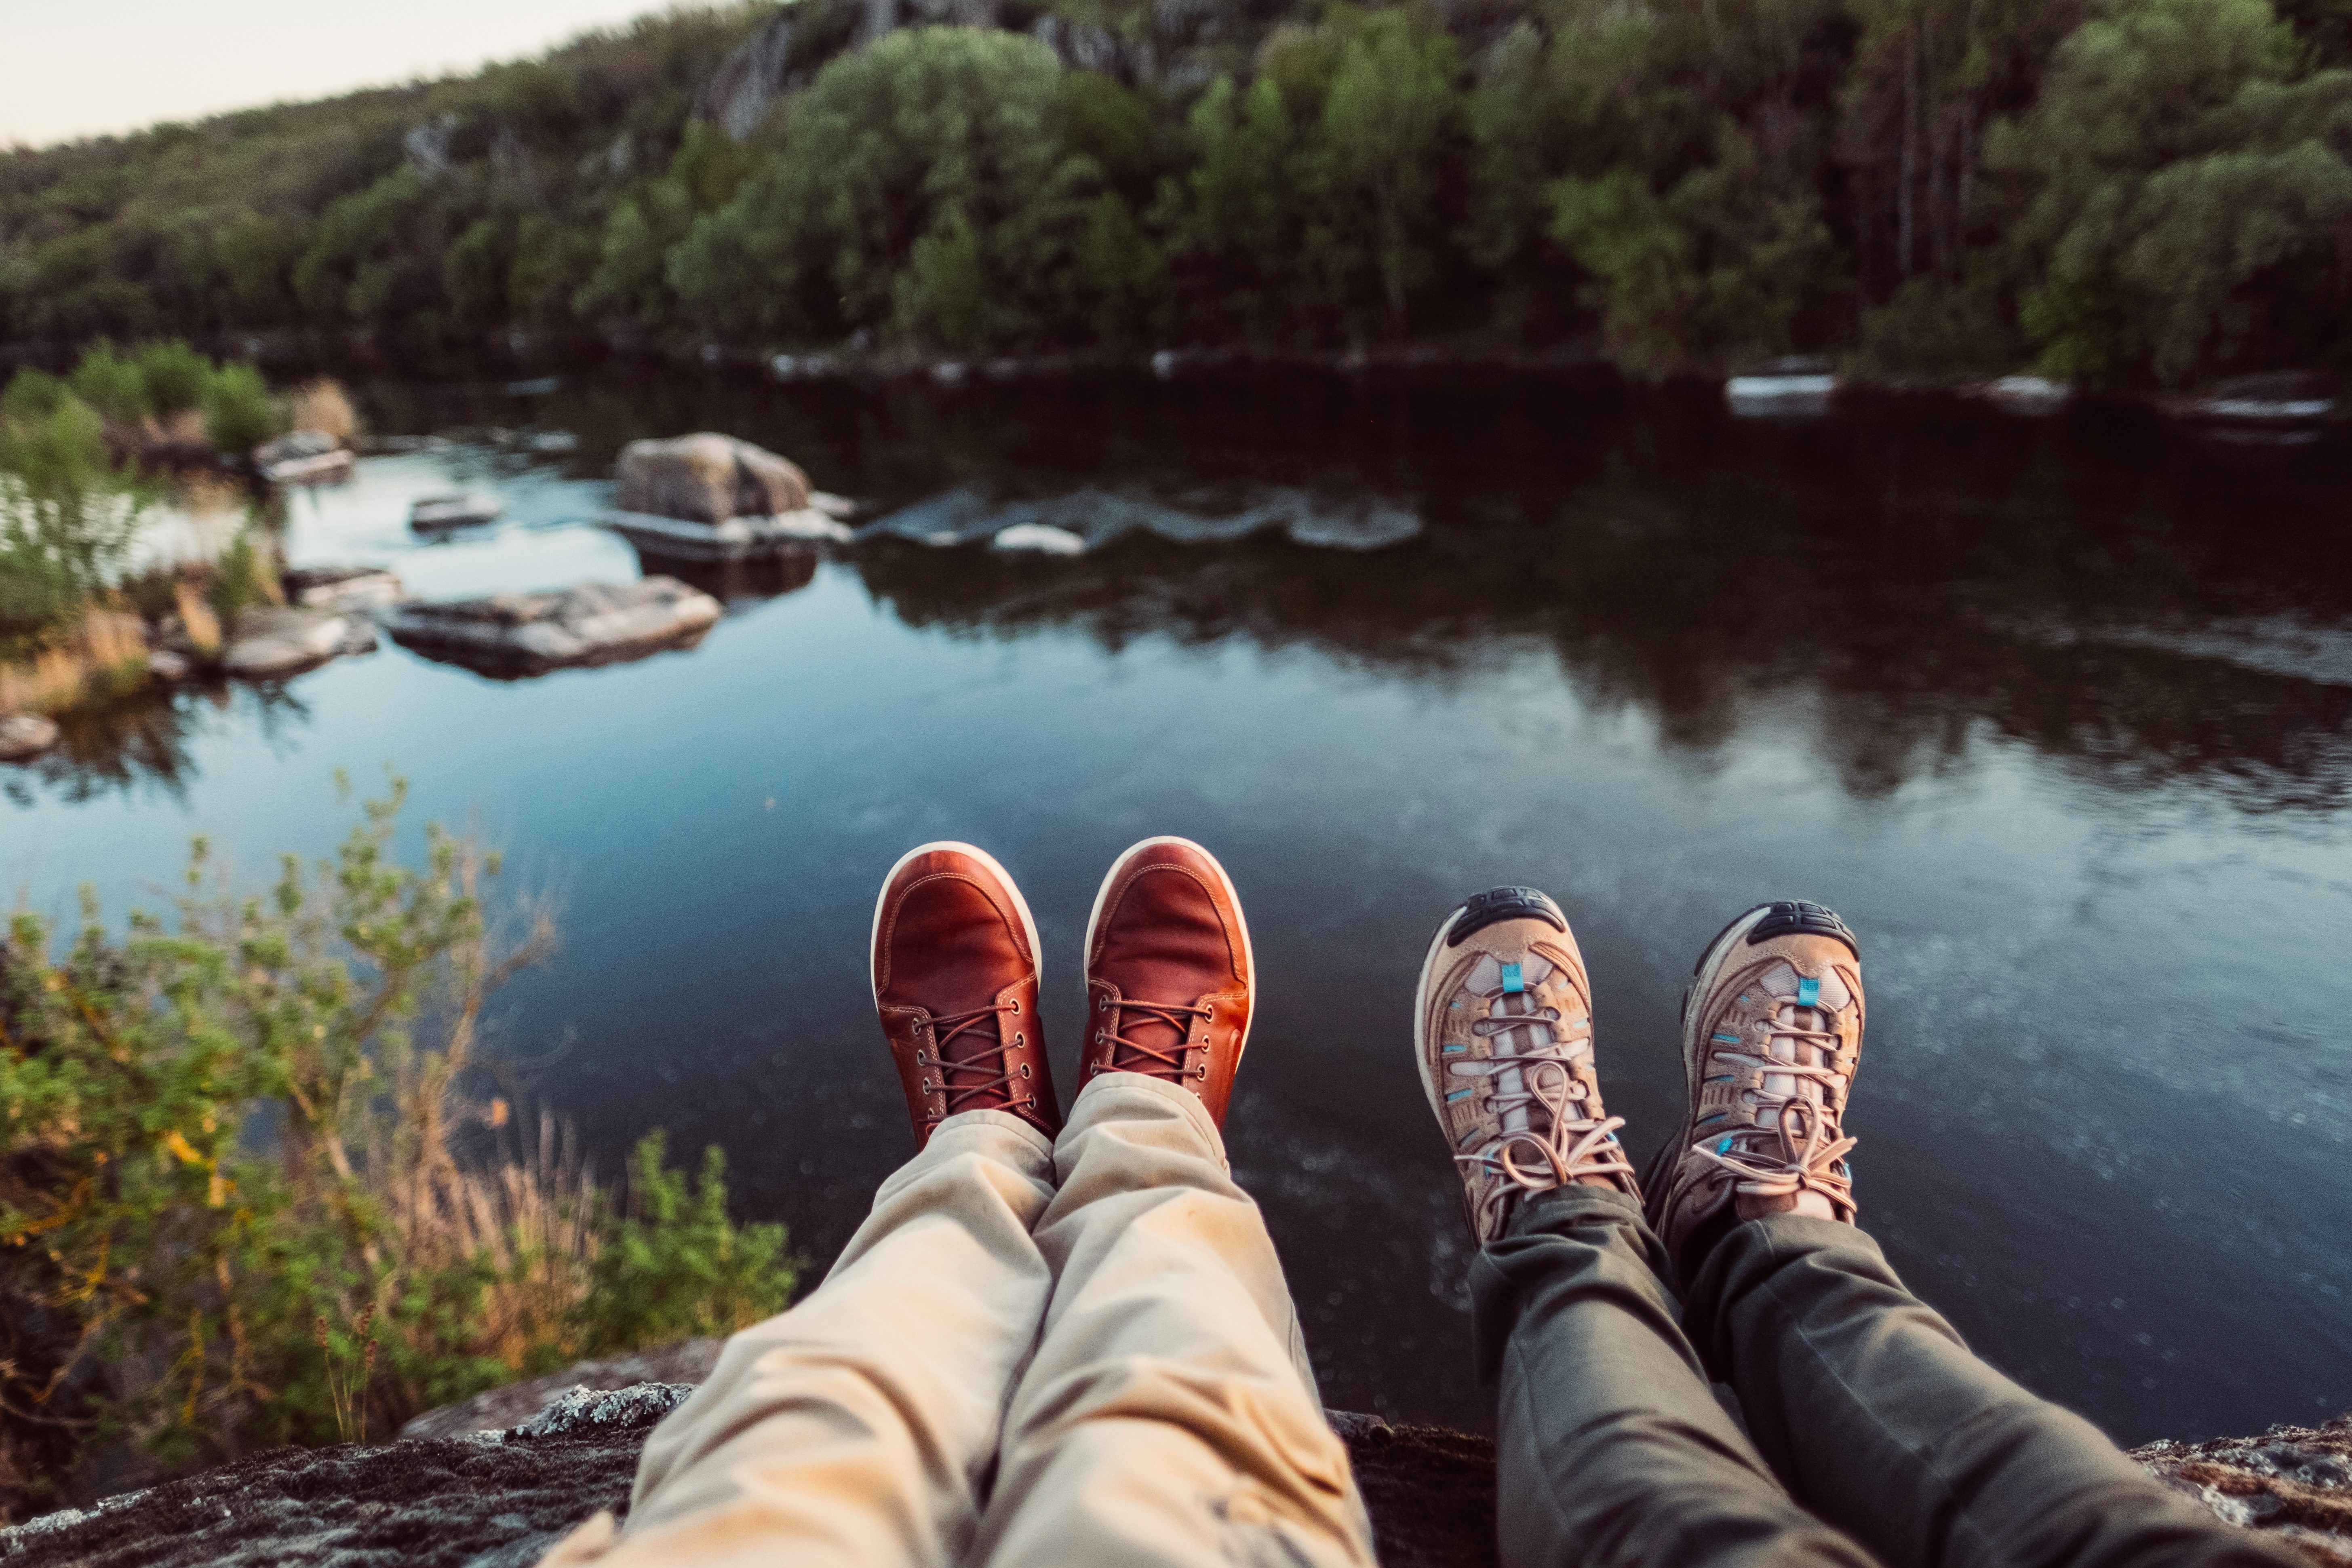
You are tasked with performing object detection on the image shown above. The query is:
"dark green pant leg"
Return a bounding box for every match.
[1473,1188,1880,1568]
[1684,1216,2303,1568]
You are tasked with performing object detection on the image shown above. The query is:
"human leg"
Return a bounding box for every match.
[1425,887,1876,1568]
[1653,902,2301,1568]
[970,837,1374,1568]
[542,843,1063,1568]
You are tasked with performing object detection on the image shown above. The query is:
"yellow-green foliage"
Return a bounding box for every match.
[0,778,792,1505]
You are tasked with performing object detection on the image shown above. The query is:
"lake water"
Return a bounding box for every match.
[8,368,2349,1445]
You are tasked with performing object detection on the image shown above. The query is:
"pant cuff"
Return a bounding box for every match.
[1064,1070,1229,1169]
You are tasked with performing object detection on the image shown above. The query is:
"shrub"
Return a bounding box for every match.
[133,340,213,417]
[0,386,144,653]
[201,362,278,453]
[64,343,148,427]
[575,1132,792,1356]
[0,779,797,1512]
[207,526,276,626]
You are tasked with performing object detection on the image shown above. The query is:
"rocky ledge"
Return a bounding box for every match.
[1,1372,2341,1568]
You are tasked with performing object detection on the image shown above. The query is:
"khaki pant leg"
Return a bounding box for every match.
[968,1072,1376,1568]
[541,1110,1058,1568]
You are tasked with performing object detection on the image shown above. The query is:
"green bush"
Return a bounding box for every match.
[134,340,213,417]
[0,780,797,1507]
[65,342,149,427]
[0,384,143,652]
[208,526,272,626]
[202,362,278,453]
[576,1132,792,1355]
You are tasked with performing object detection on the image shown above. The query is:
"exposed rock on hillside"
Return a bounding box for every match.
[381,579,721,677]
[693,13,795,140]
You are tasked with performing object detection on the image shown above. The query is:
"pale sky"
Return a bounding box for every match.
[0,0,682,149]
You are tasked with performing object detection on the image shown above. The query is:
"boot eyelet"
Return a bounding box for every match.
[1009,999,1020,1014]
[1020,1063,1032,1078]
[1014,1032,1025,1046]
[915,1050,926,1063]
[1094,1030,1105,1044]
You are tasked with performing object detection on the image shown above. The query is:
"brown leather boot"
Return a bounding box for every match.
[1414,887,1639,1246]
[870,841,1059,1147]
[1077,836,1254,1126]
[1644,901,1865,1268]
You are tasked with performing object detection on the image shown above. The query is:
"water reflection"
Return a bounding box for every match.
[11,371,2350,1447]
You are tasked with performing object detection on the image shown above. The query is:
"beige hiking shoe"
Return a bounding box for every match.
[1415,887,1638,1246]
[1645,901,1865,1260]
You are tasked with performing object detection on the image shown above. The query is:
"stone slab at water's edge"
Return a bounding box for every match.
[380,579,722,678]
[219,608,377,679]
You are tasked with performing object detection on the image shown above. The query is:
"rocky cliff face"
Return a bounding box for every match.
[1,1376,2342,1568]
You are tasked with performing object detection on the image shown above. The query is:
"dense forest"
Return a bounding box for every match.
[3,0,2350,389]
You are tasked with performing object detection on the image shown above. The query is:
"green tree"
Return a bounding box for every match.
[672,27,1097,348]
[1995,0,2352,385]
[1317,9,1461,333]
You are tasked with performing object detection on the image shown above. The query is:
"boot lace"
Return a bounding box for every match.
[1449,1009,1634,1234]
[1695,1003,1855,1215]
[922,1002,1035,1114]
[1092,996,1212,1081]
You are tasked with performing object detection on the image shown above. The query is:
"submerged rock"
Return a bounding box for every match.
[381,579,722,678]
[221,608,377,679]
[283,566,409,613]
[615,434,810,524]
[0,714,60,763]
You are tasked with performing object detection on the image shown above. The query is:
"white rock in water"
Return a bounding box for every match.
[616,433,809,523]
[381,578,722,677]
[0,713,60,761]
[146,649,193,683]
[284,565,409,611]
[222,608,376,678]
[991,523,1087,556]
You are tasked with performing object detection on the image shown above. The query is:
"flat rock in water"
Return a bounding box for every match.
[615,434,809,524]
[381,579,721,678]
[0,714,59,762]
[283,566,409,613]
[221,609,376,679]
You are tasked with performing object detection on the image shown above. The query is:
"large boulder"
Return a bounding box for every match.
[615,434,809,524]
[381,579,722,679]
